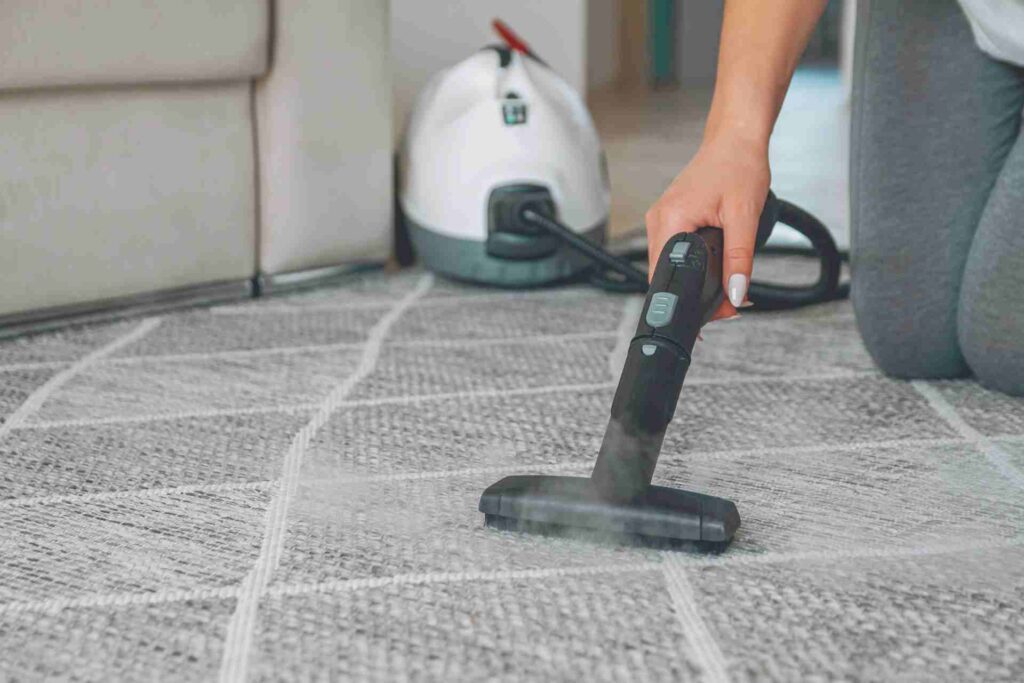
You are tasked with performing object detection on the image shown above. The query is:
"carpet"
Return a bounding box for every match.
[1,265,1023,682]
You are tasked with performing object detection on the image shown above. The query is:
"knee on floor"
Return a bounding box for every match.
[958,298,1024,397]
[851,282,970,381]
[851,273,1024,395]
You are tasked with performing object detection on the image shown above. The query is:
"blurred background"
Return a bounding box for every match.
[0,0,852,333]
[392,0,852,248]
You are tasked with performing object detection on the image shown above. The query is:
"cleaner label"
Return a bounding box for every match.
[501,100,528,125]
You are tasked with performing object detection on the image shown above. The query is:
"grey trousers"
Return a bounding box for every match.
[851,0,1024,395]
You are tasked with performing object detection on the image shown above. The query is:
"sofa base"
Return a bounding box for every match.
[255,263,384,297]
[0,280,253,340]
[0,260,395,340]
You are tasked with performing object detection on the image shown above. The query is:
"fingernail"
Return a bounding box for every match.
[720,314,742,322]
[738,300,755,309]
[728,274,748,308]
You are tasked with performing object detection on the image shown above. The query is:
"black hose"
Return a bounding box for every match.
[520,208,648,290]
[520,198,848,309]
[746,199,843,310]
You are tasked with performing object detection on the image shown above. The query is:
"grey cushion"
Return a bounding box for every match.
[0,0,269,91]
[256,0,392,274]
[0,83,257,316]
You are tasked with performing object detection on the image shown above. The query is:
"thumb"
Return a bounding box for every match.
[721,204,758,308]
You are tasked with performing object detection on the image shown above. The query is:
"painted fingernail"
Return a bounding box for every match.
[728,274,748,308]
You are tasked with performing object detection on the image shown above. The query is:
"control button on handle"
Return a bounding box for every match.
[669,242,691,264]
[645,292,678,328]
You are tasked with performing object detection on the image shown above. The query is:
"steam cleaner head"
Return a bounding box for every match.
[480,226,755,548]
[480,475,739,544]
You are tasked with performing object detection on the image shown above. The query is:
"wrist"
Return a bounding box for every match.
[700,121,770,158]
[702,83,777,153]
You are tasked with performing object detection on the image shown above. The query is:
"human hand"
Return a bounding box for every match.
[645,134,770,321]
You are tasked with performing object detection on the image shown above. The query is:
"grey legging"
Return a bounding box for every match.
[851,0,1024,396]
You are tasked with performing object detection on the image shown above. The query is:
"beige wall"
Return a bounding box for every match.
[586,0,619,91]
[391,0,587,134]
[596,0,724,90]
[677,0,724,85]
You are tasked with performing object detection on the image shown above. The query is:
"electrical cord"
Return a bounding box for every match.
[519,198,849,309]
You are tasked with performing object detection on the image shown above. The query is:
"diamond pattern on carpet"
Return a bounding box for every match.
[110,307,386,358]
[29,349,360,425]
[0,598,236,682]
[0,368,58,424]
[270,472,666,588]
[250,571,702,682]
[655,440,1024,554]
[349,336,616,402]
[0,488,270,603]
[691,546,1024,682]
[387,291,626,343]
[1,412,309,499]
[0,320,142,367]
[0,266,1022,681]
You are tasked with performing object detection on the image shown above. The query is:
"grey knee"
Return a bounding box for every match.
[848,0,1023,386]
[958,249,1024,397]
[959,315,1024,397]
[851,277,970,381]
[957,136,1024,396]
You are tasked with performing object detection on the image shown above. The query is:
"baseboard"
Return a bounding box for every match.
[0,262,391,340]
[255,262,385,297]
[0,280,254,340]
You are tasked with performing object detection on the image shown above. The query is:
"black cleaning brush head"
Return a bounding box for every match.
[480,226,759,550]
[479,474,739,547]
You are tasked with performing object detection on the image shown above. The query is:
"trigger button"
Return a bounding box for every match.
[669,242,691,264]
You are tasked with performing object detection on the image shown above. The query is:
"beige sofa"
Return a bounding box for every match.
[0,0,392,332]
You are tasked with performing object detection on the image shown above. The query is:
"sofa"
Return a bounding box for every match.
[0,0,392,333]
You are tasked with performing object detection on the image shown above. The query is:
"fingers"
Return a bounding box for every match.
[647,203,741,322]
[709,298,738,321]
[721,202,759,308]
[644,207,699,279]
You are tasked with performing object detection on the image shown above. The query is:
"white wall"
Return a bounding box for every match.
[391,0,587,135]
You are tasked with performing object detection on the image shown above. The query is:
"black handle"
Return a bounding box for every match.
[590,230,725,499]
[611,229,722,436]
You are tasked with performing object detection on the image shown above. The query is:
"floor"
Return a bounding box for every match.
[591,67,850,250]
[1,267,1023,681]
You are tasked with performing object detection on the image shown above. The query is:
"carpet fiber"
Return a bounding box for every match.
[2,266,1023,681]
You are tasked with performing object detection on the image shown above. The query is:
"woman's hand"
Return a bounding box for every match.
[644,0,828,321]
[645,133,770,321]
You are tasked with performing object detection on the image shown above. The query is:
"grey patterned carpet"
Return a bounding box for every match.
[2,266,1023,682]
